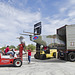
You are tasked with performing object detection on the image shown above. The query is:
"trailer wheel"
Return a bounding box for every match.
[68,52,75,62]
[14,59,22,67]
[40,54,46,60]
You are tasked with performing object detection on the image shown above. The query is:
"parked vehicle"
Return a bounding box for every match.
[57,25,75,62]
[0,36,25,67]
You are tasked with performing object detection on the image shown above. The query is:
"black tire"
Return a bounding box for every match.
[53,52,56,58]
[57,52,60,59]
[58,52,64,60]
[59,57,64,60]
[40,54,46,60]
[68,52,75,62]
[13,59,22,67]
[64,53,68,61]
[34,53,40,59]
[34,54,37,59]
[34,54,38,59]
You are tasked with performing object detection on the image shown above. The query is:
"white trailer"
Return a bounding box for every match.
[57,25,75,62]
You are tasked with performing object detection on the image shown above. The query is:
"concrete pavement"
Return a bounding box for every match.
[0,57,75,75]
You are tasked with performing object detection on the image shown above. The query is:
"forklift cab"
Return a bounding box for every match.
[40,47,57,60]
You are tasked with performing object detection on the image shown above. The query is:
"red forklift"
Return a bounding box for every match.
[0,36,25,67]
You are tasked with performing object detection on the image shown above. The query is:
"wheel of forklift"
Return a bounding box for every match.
[34,53,40,59]
[13,59,22,67]
[34,54,38,59]
[68,52,75,62]
[53,52,56,58]
[40,54,46,60]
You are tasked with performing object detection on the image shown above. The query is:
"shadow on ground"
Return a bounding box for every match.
[0,58,67,67]
[0,65,15,67]
[24,58,67,63]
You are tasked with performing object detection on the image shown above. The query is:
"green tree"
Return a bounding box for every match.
[15,46,19,50]
[27,44,35,51]
[1,45,16,51]
[1,47,6,51]
[9,45,15,49]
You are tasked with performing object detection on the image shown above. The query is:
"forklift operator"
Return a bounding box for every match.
[5,46,10,54]
[43,46,48,51]
[5,46,14,57]
[43,46,48,53]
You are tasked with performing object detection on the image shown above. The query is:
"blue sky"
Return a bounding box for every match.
[0,0,75,47]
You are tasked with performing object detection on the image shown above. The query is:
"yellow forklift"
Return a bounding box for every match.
[39,49,57,60]
[21,22,57,60]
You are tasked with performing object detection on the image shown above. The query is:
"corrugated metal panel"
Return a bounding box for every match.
[66,25,75,49]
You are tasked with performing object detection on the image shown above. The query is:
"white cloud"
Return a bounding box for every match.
[69,0,75,4]
[60,7,67,13]
[1,0,75,47]
[68,11,75,17]
[41,0,75,35]
[0,2,41,47]
[60,0,75,13]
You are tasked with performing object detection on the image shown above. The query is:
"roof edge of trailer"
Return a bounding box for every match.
[57,24,75,30]
[57,25,67,30]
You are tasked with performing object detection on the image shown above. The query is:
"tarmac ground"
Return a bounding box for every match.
[0,53,75,75]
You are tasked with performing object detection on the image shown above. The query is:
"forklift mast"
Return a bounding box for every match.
[34,22,41,35]
[34,22,41,52]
